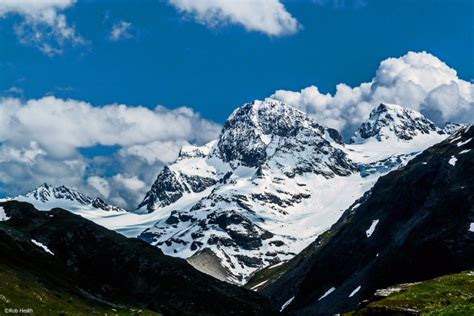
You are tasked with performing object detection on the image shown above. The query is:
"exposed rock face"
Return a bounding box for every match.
[256,126,474,315]
[215,99,355,174]
[443,121,468,134]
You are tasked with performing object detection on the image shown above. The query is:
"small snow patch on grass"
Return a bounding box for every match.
[268,261,285,269]
[448,156,457,166]
[31,239,54,255]
[250,279,268,291]
[470,223,474,233]
[366,219,379,238]
[349,285,361,297]
[318,287,335,301]
[280,296,295,312]
[460,149,471,154]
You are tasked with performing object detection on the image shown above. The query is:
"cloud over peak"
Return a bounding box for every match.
[0,96,221,208]
[168,0,300,36]
[272,51,474,138]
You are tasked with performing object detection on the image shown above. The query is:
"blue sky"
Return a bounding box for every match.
[0,0,473,207]
[1,0,472,123]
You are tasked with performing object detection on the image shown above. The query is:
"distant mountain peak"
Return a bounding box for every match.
[351,102,443,143]
[443,122,468,134]
[23,183,124,212]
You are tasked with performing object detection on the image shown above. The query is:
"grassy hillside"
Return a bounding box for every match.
[353,271,474,315]
[0,264,160,316]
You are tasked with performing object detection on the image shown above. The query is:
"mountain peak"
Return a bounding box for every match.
[22,183,124,212]
[351,102,443,143]
[216,98,328,167]
[225,98,314,135]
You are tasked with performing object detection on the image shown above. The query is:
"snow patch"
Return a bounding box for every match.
[457,138,472,147]
[250,280,268,291]
[448,156,457,166]
[268,261,285,269]
[0,207,10,221]
[280,296,295,312]
[349,285,361,297]
[350,203,361,211]
[318,287,336,301]
[31,239,54,255]
[460,149,471,154]
[469,223,474,233]
[366,219,379,238]
[260,134,272,145]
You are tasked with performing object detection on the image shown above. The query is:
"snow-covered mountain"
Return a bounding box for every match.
[10,183,126,213]
[134,99,449,284]
[5,100,453,285]
[345,103,446,168]
[351,103,443,143]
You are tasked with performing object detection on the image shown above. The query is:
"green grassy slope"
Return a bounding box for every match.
[353,271,474,315]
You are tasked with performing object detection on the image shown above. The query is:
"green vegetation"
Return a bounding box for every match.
[245,261,288,291]
[354,271,474,315]
[0,264,160,316]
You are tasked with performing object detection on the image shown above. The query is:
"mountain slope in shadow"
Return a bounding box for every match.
[0,201,274,315]
[254,126,474,315]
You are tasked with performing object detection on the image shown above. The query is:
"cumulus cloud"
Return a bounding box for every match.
[0,0,85,56]
[109,20,132,41]
[168,0,300,36]
[87,176,111,198]
[272,51,474,138]
[119,140,190,164]
[0,96,221,209]
[0,96,221,157]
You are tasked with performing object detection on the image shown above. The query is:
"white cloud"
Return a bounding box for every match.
[109,20,132,41]
[112,174,146,192]
[272,51,474,138]
[120,140,190,164]
[0,141,45,165]
[0,96,221,158]
[0,0,84,56]
[87,176,111,198]
[168,0,300,36]
[0,96,221,209]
